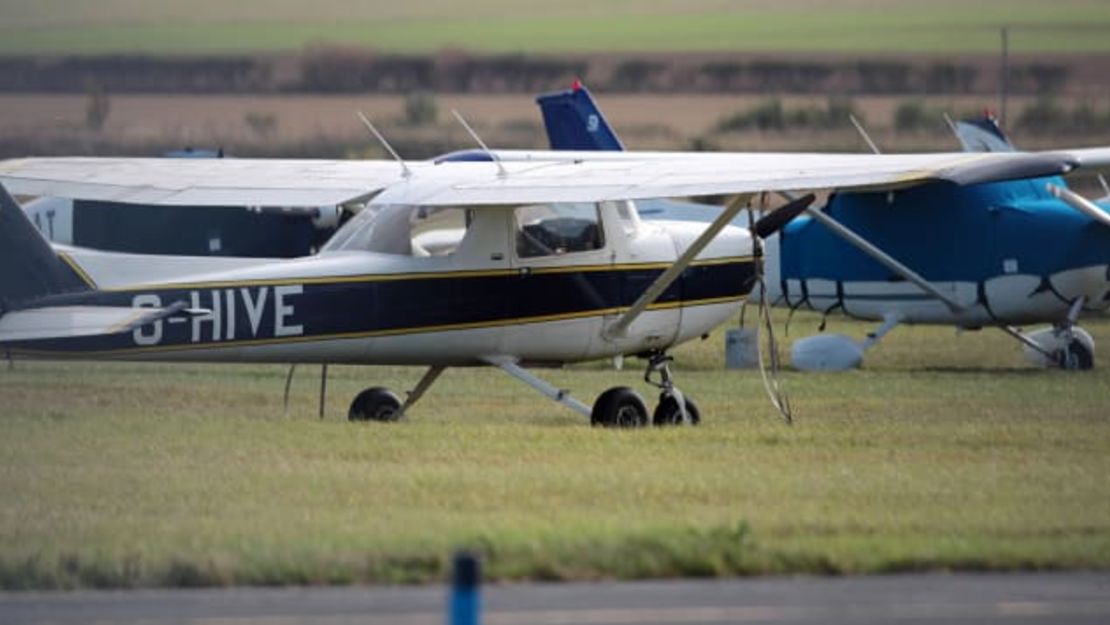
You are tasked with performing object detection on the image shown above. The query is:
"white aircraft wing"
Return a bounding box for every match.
[3,148,1109,208]
[415,149,1101,205]
[0,157,409,207]
[1052,146,1110,169]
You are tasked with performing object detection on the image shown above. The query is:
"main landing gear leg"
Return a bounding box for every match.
[348,365,446,422]
[484,355,699,429]
[484,357,593,418]
[643,351,700,426]
[485,356,652,428]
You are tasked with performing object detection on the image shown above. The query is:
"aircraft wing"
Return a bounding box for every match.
[4,148,1110,207]
[0,157,408,207]
[414,148,1110,205]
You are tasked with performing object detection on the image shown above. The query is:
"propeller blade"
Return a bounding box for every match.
[752,193,815,239]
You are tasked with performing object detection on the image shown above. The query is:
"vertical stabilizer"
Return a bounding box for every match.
[954,114,1016,153]
[536,81,624,151]
[0,184,90,309]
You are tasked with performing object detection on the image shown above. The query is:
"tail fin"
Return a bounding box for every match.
[536,81,625,151]
[953,113,1016,153]
[0,184,91,309]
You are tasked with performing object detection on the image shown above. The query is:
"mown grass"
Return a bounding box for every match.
[1,0,1110,54]
[0,310,1108,588]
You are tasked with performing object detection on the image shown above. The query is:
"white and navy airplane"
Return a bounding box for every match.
[0,144,1106,426]
[533,83,1110,371]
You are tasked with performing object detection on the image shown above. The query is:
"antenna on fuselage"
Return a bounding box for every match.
[942,112,961,142]
[357,111,412,179]
[849,114,881,154]
[451,109,509,178]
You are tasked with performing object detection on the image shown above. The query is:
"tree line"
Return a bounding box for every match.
[0,49,1082,96]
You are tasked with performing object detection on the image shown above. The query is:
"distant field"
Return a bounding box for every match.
[1,0,1109,54]
[1,311,1108,588]
[4,92,1110,162]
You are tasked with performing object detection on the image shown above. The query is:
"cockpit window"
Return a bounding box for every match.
[322,204,470,256]
[515,203,605,258]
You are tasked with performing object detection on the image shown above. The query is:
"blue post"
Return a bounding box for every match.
[449,551,481,625]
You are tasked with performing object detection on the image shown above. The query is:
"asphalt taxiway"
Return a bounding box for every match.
[2,572,1109,625]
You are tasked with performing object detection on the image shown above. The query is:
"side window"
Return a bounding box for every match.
[515,203,605,258]
[322,205,471,257]
[410,207,471,257]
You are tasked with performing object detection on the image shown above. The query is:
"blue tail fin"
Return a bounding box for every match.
[954,113,1016,153]
[536,82,624,151]
[0,184,90,309]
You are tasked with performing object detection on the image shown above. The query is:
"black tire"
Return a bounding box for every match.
[591,386,648,428]
[652,394,701,426]
[348,387,404,422]
[1056,340,1094,371]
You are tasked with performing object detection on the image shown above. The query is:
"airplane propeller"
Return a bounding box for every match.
[752,193,816,239]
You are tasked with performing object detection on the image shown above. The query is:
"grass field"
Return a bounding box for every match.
[1,0,1109,54]
[1,310,1108,589]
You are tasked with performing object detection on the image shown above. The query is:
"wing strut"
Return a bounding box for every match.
[483,356,591,417]
[603,193,752,340]
[1046,183,1110,229]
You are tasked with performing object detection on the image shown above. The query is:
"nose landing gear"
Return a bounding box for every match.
[643,351,700,426]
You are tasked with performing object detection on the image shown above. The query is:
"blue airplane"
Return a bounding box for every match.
[535,82,1110,370]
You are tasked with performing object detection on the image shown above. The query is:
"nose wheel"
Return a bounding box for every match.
[653,393,701,426]
[643,351,700,426]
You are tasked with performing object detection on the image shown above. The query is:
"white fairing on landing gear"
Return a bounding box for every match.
[1022,326,1096,369]
[791,334,864,372]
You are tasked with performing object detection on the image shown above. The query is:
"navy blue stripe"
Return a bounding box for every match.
[12,261,756,353]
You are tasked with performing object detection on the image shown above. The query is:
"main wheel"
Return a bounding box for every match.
[591,386,648,428]
[652,394,701,426]
[348,387,404,422]
[1056,339,1094,370]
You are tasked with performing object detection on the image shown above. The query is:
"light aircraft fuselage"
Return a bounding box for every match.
[764,177,1110,327]
[15,201,754,367]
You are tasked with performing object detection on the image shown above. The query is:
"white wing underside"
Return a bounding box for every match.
[0,157,406,206]
[3,148,1110,208]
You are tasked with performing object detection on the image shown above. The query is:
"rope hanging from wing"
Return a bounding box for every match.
[749,191,795,425]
